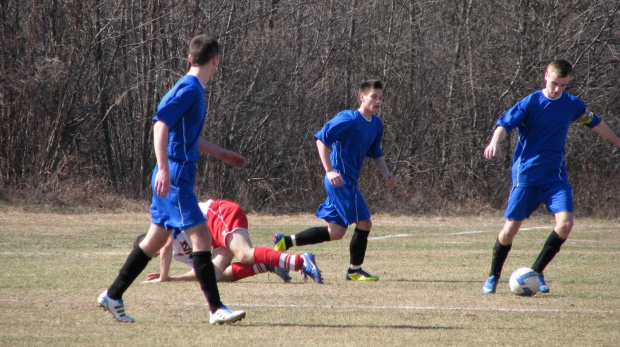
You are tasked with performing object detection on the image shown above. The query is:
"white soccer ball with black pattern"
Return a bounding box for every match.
[509,267,540,296]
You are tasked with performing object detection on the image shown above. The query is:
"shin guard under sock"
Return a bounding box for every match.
[349,227,370,266]
[108,246,151,299]
[193,251,223,313]
[253,247,302,271]
[231,262,259,281]
[531,231,566,273]
[294,226,330,247]
[490,239,512,278]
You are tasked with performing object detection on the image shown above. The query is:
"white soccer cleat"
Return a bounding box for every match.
[97,290,135,322]
[209,305,246,325]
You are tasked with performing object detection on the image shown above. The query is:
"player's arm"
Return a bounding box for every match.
[484,126,507,159]
[578,110,620,148]
[316,139,343,187]
[153,121,171,197]
[591,121,620,148]
[168,269,197,282]
[371,157,396,186]
[198,137,247,168]
[141,236,174,284]
[158,236,174,281]
[143,270,196,283]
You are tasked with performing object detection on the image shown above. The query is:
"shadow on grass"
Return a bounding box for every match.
[239,322,462,330]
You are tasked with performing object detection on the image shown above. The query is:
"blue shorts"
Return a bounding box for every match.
[315,175,370,227]
[150,159,206,231]
[504,181,574,221]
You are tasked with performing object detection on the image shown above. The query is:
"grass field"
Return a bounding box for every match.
[1,208,618,346]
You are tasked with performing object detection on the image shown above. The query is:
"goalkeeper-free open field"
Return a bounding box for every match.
[1,208,618,346]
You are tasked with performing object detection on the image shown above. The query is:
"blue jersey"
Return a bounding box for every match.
[153,75,206,162]
[496,90,601,187]
[313,110,384,184]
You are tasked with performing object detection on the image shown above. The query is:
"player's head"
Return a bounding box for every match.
[359,80,383,98]
[544,60,572,99]
[358,80,383,113]
[188,35,220,67]
[547,59,573,78]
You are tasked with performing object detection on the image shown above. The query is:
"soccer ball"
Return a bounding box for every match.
[509,267,540,296]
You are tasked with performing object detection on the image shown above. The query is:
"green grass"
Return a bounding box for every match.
[0,210,618,346]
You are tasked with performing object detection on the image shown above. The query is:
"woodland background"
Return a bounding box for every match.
[1,0,619,215]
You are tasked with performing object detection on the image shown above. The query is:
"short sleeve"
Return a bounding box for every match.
[153,84,199,126]
[496,96,530,134]
[313,111,353,147]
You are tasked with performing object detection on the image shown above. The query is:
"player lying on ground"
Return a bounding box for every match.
[140,199,323,284]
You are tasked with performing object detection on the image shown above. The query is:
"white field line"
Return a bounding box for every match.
[369,234,411,240]
[183,301,616,314]
[369,227,549,240]
[0,251,130,256]
[0,226,603,256]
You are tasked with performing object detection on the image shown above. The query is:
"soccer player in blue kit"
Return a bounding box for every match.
[273,80,396,281]
[482,60,620,294]
[97,35,247,324]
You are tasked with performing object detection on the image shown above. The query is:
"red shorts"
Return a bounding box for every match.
[202,200,248,250]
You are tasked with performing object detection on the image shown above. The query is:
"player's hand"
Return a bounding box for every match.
[141,272,172,284]
[483,143,502,159]
[141,272,163,284]
[154,168,171,197]
[385,173,396,187]
[220,151,247,168]
[327,170,344,187]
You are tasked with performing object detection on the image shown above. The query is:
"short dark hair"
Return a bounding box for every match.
[359,80,383,95]
[133,234,146,249]
[189,35,220,66]
[548,59,573,78]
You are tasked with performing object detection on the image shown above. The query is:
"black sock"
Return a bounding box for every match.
[349,227,370,268]
[294,226,330,247]
[531,231,566,273]
[282,235,293,250]
[108,246,151,299]
[193,251,223,313]
[489,239,512,279]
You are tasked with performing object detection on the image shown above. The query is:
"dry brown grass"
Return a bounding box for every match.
[1,207,618,346]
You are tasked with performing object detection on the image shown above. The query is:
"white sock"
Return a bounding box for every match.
[291,235,297,247]
[254,263,268,274]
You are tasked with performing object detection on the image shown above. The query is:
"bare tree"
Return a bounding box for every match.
[1,0,618,215]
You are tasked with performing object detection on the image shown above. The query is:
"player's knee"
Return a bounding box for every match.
[235,249,255,264]
[328,225,347,240]
[555,221,573,238]
[357,220,372,231]
[499,228,519,244]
